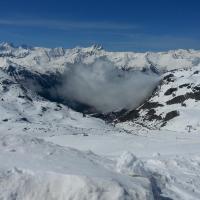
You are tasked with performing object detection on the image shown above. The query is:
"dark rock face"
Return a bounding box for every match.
[166,95,186,105]
[164,111,179,121]
[179,83,190,88]
[140,101,164,109]
[193,70,199,74]
[18,94,33,102]
[118,110,140,122]
[166,91,200,105]
[164,88,177,96]
[193,85,200,91]
[146,109,162,121]
[2,79,14,85]
[163,74,175,82]
[19,117,30,123]
[117,101,164,124]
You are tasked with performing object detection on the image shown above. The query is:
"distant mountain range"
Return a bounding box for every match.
[1,42,200,133]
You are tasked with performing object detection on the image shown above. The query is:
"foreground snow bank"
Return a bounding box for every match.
[0,134,153,200]
[116,151,200,200]
[45,131,200,200]
[0,168,152,200]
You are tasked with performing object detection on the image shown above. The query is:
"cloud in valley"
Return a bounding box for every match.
[58,59,160,113]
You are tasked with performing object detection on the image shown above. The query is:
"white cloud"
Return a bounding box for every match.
[58,59,160,113]
[0,19,138,31]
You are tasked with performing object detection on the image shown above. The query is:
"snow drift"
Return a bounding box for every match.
[0,134,153,200]
[58,59,160,113]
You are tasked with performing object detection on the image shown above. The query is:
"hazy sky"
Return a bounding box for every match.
[0,0,200,51]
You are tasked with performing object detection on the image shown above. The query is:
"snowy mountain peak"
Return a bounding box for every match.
[91,43,104,50]
[0,42,15,49]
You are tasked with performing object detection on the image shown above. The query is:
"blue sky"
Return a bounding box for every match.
[0,0,200,51]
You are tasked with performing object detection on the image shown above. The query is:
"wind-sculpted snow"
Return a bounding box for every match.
[47,131,200,200]
[58,59,160,113]
[116,151,200,200]
[0,134,153,200]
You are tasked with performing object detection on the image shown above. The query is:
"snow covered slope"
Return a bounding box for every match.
[1,42,200,199]
[118,65,200,133]
[0,67,119,135]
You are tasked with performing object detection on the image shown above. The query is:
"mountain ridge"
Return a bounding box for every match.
[1,42,200,133]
